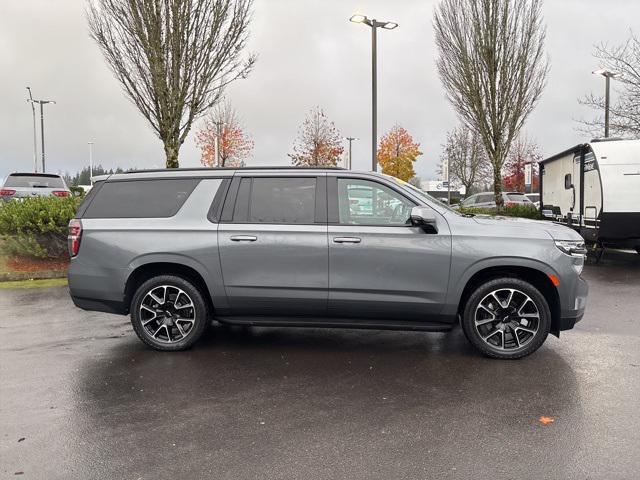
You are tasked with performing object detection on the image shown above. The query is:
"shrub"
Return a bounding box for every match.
[69,186,85,197]
[459,204,541,220]
[0,197,81,259]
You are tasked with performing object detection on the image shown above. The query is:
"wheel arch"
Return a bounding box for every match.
[124,261,214,315]
[457,265,562,337]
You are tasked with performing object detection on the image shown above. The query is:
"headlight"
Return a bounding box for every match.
[555,240,587,257]
[555,240,586,275]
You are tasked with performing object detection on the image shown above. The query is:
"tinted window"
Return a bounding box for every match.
[83,179,199,218]
[248,177,316,224]
[4,174,65,188]
[338,178,415,225]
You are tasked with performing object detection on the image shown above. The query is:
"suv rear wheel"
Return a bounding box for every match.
[130,275,208,351]
[461,277,551,359]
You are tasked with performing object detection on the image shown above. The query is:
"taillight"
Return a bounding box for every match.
[52,190,71,197]
[68,219,82,257]
[0,188,16,196]
[506,202,517,207]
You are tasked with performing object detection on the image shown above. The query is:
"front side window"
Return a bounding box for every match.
[337,178,415,226]
[247,177,316,224]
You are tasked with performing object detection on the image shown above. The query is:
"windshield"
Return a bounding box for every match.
[4,174,65,188]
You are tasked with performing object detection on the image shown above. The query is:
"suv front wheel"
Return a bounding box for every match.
[461,277,551,359]
[130,275,208,351]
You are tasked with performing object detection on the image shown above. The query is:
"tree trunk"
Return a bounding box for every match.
[164,142,179,169]
[492,161,504,210]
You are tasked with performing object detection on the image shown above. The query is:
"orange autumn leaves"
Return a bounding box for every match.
[196,102,254,168]
[377,125,423,182]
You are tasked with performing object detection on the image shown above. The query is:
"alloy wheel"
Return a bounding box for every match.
[139,285,196,344]
[474,288,540,351]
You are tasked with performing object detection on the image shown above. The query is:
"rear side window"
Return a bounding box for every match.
[83,179,199,218]
[4,174,65,188]
[246,177,317,224]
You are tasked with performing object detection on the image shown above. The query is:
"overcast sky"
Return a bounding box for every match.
[1,0,638,182]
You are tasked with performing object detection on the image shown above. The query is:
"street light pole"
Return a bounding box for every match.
[592,68,622,138]
[213,120,224,167]
[344,137,358,169]
[27,98,56,173]
[604,75,611,138]
[26,87,38,173]
[88,142,94,185]
[349,14,398,172]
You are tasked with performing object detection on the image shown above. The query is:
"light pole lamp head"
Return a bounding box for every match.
[592,68,622,79]
[349,14,369,24]
[380,21,399,30]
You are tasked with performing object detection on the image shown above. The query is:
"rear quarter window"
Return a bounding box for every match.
[82,179,199,218]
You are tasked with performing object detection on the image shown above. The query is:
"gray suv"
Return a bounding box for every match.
[68,167,588,359]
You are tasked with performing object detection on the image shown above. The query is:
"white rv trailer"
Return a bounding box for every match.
[539,138,640,252]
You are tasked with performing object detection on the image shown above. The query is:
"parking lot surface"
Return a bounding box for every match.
[1,251,639,479]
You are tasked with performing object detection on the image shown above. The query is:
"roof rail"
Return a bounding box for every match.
[124,166,346,174]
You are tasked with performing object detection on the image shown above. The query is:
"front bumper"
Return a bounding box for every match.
[558,275,588,331]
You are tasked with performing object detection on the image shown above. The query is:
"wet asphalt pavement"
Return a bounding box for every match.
[1,251,639,479]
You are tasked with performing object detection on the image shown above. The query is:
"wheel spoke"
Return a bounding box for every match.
[152,325,164,338]
[478,304,495,316]
[491,292,505,308]
[483,329,500,341]
[512,329,521,348]
[149,287,165,306]
[476,317,496,326]
[175,322,187,339]
[505,289,515,308]
[515,326,536,335]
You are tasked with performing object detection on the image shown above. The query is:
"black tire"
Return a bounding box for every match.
[130,275,208,351]
[461,277,551,359]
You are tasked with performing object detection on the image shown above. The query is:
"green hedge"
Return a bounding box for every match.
[0,197,81,259]
[458,204,541,220]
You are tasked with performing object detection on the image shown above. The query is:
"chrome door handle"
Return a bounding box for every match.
[230,235,257,242]
[333,237,361,244]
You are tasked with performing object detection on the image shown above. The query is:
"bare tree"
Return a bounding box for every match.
[578,31,640,138]
[288,107,344,167]
[440,125,491,195]
[87,0,256,168]
[433,0,548,208]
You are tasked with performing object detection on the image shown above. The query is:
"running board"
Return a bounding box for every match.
[214,316,455,332]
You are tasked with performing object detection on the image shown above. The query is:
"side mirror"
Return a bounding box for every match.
[410,206,438,233]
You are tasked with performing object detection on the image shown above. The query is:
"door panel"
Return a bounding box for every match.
[328,177,452,321]
[217,175,328,316]
[328,225,451,320]
[218,223,328,315]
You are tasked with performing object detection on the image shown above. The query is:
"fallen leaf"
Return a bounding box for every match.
[539,415,555,425]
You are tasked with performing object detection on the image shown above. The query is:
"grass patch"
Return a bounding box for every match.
[0,278,68,289]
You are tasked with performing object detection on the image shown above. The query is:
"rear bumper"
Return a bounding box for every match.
[558,276,588,331]
[70,295,126,315]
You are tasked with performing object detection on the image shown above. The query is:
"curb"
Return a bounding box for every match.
[0,270,67,282]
